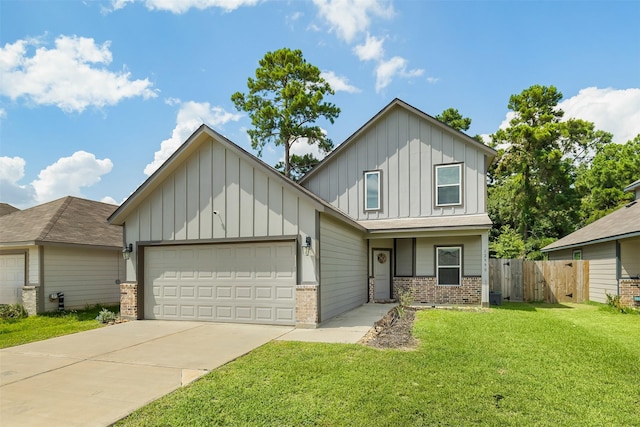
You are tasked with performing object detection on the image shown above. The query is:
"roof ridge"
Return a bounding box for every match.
[38,196,72,241]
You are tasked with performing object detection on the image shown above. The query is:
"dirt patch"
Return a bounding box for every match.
[359,307,418,350]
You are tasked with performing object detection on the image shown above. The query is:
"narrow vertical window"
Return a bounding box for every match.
[364,171,381,211]
[572,250,582,260]
[437,246,462,285]
[435,164,462,206]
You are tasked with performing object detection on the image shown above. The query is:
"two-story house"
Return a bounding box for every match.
[109,99,497,327]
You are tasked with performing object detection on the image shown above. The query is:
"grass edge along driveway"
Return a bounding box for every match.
[117,303,640,426]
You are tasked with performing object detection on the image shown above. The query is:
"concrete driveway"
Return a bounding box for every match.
[0,303,390,427]
[0,321,293,427]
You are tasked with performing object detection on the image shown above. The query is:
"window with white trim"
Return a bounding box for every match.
[436,246,462,285]
[573,250,582,260]
[364,170,381,211]
[435,163,462,206]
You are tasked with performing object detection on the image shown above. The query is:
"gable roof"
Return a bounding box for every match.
[299,98,497,184]
[624,178,640,193]
[0,203,20,217]
[0,196,122,249]
[542,200,640,252]
[108,124,365,231]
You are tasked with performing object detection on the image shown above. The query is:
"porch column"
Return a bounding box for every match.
[481,231,490,307]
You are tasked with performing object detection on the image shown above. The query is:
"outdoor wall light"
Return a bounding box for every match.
[302,236,312,256]
[122,243,133,260]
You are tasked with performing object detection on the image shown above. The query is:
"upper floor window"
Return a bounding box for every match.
[435,163,462,206]
[364,170,381,211]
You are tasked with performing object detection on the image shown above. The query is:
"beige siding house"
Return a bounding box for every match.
[0,197,124,313]
[110,98,497,327]
[542,179,640,306]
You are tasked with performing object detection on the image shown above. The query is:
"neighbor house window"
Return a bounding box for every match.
[436,246,462,285]
[364,170,381,211]
[573,250,582,260]
[435,163,462,206]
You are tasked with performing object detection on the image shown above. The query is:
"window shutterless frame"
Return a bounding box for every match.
[436,246,462,286]
[364,170,381,211]
[435,163,463,207]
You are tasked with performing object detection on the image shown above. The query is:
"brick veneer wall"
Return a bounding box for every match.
[120,282,139,320]
[296,283,318,328]
[393,276,482,305]
[620,279,640,307]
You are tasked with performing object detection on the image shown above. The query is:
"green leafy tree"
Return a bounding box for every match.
[231,48,340,178]
[435,107,484,142]
[575,135,640,225]
[436,108,472,132]
[274,152,328,182]
[489,225,525,259]
[489,85,612,249]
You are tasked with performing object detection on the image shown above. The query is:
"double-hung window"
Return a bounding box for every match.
[436,246,462,285]
[364,170,381,211]
[435,163,462,206]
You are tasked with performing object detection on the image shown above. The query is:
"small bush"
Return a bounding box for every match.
[395,288,414,317]
[604,293,635,314]
[96,308,117,324]
[0,304,28,320]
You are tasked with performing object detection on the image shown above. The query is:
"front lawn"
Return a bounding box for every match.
[0,305,119,349]
[117,303,640,426]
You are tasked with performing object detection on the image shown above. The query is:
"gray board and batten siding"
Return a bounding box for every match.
[301,102,493,221]
[319,214,368,321]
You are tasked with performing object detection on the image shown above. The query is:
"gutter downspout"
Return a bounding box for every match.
[616,240,621,297]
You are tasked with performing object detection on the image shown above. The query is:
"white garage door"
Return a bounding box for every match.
[144,242,296,325]
[0,254,26,305]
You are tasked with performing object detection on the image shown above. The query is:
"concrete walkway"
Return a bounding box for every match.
[0,303,390,427]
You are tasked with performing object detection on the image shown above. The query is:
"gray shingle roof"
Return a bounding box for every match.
[542,200,640,252]
[0,203,20,217]
[0,196,122,248]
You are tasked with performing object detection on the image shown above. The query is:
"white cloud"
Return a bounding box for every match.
[426,76,440,84]
[375,56,424,93]
[290,137,329,160]
[353,33,385,61]
[313,0,394,43]
[1,153,115,208]
[31,151,113,204]
[109,0,259,13]
[101,196,119,205]
[144,100,242,176]
[494,87,640,144]
[559,87,640,143]
[321,71,360,93]
[0,107,5,118]
[0,156,35,206]
[0,35,156,113]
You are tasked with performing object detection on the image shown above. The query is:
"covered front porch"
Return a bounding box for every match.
[361,217,491,307]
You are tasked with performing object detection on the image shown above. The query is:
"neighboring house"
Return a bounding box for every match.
[0,203,20,217]
[109,98,497,327]
[542,179,640,306]
[0,196,124,312]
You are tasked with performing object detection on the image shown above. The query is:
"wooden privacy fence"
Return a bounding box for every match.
[489,259,589,303]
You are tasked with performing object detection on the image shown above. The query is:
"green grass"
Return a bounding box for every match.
[117,302,640,426]
[0,304,119,349]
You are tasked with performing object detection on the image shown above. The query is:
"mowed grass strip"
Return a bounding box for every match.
[0,305,118,349]
[117,303,640,426]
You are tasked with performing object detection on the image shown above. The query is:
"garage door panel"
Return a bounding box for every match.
[0,254,25,305]
[145,242,296,325]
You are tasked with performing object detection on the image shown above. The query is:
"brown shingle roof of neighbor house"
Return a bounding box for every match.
[0,196,122,249]
[541,200,640,252]
[0,203,20,217]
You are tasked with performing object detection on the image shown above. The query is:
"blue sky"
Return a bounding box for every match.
[1,0,639,209]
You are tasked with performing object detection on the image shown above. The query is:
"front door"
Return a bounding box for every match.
[373,249,391,301]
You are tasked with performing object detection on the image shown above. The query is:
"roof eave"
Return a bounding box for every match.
[542,231,640,252]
